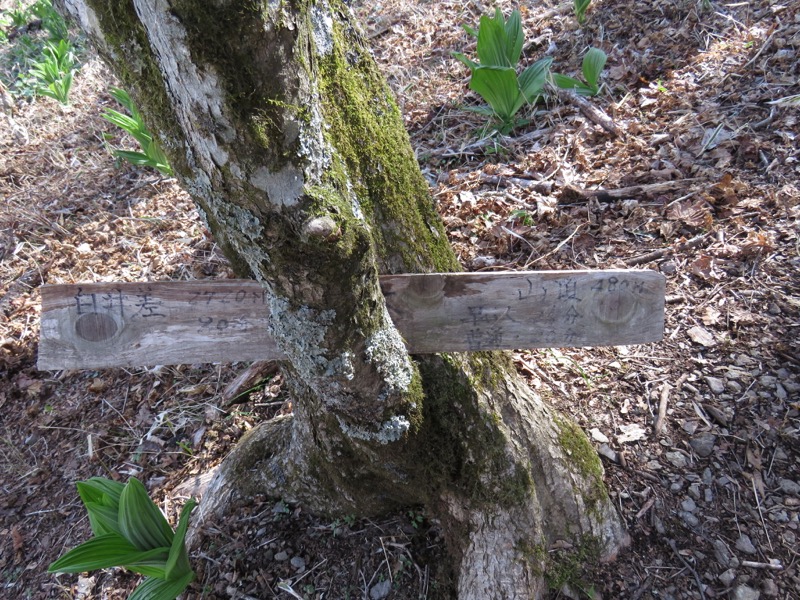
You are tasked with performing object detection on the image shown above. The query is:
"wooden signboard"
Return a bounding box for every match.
[38,270,665,370]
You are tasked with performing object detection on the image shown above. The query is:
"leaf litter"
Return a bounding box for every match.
[1,0,799,598]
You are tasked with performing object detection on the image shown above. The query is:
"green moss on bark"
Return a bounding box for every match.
[554,415,608,513]
[414,354,532,508]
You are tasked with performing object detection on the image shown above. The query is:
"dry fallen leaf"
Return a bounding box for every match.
[617,423,647,443]
[11,525,23,553]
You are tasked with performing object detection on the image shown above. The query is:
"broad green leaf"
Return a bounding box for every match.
[552,73,593,95]
[48,534,166,574]
[582,47,607,91]
[462,24,478,38]
[470,66,524,121]
[452,51,479,72]
[129,572,195,600]
[476,14,512,67]
[503,9,524,66]
[119,479,174,551]
[164,499,197,580]
[114,150,159,167]
[103,109,143,135]
[83,502,124,537]
[77,478,125,509]
[518,57,553,102]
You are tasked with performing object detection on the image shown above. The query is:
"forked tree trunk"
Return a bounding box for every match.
[59,1,628,596]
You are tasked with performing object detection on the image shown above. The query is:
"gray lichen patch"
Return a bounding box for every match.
[250,165,304,207]
[310,2,334,56]
[336,414,411,444]
[268,295,335,377]
[365,311,413,398]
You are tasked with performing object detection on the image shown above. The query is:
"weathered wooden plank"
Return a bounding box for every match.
[38,270,664,369]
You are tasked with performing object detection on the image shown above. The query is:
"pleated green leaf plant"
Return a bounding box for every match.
[552,47,607,97]
[49,477,197,600]
[453,8,552,135]
[102,87,173,176]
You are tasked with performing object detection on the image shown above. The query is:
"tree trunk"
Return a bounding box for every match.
[59,0,628,596]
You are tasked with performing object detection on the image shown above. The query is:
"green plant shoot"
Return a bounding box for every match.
[103,87,173,176]
[28,39,75,104]
[453,9,552,134]
[574,0,592,25]
[552,47,607,96]
[49,477,196,600]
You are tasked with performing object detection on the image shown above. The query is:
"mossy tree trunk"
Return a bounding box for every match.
[59,0,628,596]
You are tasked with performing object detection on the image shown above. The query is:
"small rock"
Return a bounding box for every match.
[735,534,757,555]
[761,578,779,597]
[681,497,697,512]
[719,568,736,586]
[290,556,306,571]
[702,468,713,485]
[274,550,289,561]
[680,511,699,527]
[597,443,618,463]
[779,478,800,496]
[759,375,777,387]
[688,483,701,500]
[369,579,392,600]
[705,376,725,394]
[660,260,677,274]
[665,451,688,468]
[689,432,717,458]
[713,539,732,567]
[732,584,760,600]
[727,379,743,393]
[688,325,716,346]
[590,428,609,443]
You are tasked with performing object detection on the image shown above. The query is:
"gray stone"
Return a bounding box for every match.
[719,568,737,586]
[761,578,779,597]
[690,432,717,458]
[370,579,392,600]
[688,483,702,500]
[732,584,760,600]
[666,451,688,468]
[680,511,700,527]
[290,556,306,571]
[779,478,800,495]
[681,497,697,512]
[713,539,733,567]
[735,534,757,555]
[274,550,289,561]
[706,376,726,394]
[703,467,714,485]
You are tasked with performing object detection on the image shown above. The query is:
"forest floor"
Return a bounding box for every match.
[1,0,798,599]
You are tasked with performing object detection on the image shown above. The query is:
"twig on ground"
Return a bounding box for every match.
[561,179,701,204]
[668,539,707,600]
[625,233,710,266]
[741,560,783,570]
[654,382,671,435]
[554,88,625,137]
[524,223,583,267]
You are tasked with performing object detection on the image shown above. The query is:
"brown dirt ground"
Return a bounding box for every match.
[1,0,798,598]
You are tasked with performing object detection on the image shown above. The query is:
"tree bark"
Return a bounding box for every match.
[58,0,629,596]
